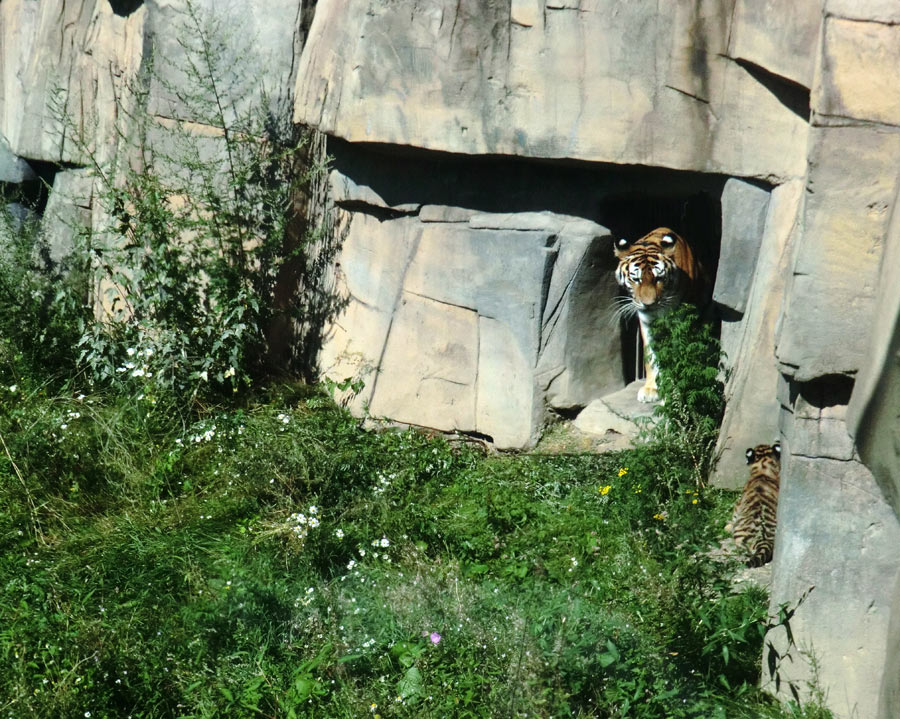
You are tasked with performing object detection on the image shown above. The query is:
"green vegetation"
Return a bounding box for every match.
[0,377,829,719]
[0,2,832,716]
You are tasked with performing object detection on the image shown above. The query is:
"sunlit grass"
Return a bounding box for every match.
[0,382,831,718]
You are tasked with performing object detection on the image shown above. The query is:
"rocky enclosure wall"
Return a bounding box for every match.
[3,1,900,718]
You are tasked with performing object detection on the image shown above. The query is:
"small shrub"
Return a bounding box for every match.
[39,0,342,408]
[648,302,725,484]
[0,198,90,385]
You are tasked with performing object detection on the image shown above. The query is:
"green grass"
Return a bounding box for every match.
[0,381,831,719]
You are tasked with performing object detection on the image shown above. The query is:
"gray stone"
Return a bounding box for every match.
[776,124,900,382]
[712,181,803,489]
[765,447,900,719]
[368,291,478,431]
[0,0,146,165]
[728,0,821,88]
[0,136,35,183]
[329,168,422,213]
[476,316,539,449]
[813,16,900,126]
[713,178,771,314]
[40,169,93,264]
[848,168,900,520]
[826,0,900,24]
[419,205,476,223]
[538,231,622,408]
[318,207,617,447]
[145,0,303,127]
[295,0,809,181]
[572,380,657,446]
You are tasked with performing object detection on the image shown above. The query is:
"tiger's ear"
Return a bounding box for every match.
[745,448,754,464]
[613,237,630,257]
[661,233,677,248]
[773,443,781,457]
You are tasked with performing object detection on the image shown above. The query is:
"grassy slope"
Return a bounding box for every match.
[0,383,828,719]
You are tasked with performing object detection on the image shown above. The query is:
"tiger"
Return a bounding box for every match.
[613,227,704,402]
[729,443,781,568]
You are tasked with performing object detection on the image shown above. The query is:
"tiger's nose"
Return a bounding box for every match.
[635,284,658,306]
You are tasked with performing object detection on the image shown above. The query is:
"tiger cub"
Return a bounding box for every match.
[730,443,781,567]
[613,228,704,402]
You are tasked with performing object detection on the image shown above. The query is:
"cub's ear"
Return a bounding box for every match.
[773,443,781,456]
[614,237,630,257]
[745,448,755,464]
[661,233,677,248]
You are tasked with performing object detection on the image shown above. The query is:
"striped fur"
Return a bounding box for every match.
[613,227,703,402]
[731,443,781,567]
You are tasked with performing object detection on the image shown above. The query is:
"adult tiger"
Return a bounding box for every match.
[613,227,704,403]
[729,443,781,567]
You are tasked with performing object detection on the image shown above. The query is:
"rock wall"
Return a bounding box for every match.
[292,2,900,717]
[5,1,900,717]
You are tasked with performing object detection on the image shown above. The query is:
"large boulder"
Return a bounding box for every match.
[320,177,615,449]
[294,0,808,181]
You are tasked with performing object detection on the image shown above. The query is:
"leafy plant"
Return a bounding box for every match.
[0,196,90,386]
[44,0,342,406]
[648,302,726,484]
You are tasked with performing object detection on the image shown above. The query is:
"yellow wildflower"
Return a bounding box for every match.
[653,513,666,521]
[617,467,628,477]
[598,485,611,496]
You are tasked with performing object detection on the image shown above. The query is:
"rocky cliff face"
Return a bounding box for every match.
[293,3,900,717]
[3,1,900,717]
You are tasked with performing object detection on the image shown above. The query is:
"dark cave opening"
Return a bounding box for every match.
[327,137,726,392]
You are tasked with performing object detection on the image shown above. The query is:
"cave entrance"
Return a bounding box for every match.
[325,137,728,412]
[596,187,723,386]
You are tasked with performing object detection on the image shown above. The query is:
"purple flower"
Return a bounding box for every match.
[429,632,441,645]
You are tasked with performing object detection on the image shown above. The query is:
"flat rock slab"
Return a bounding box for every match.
[572,380,659,448]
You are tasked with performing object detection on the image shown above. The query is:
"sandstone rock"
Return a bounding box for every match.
[776,124,900,382]
[476,316,538,448]
[317,211,421,412]
[40,170,94,264]
[826,0,900,24]
[538,232,622,408]
[848,170,900,520]
[814,17,900,126]
[0,137,35,183]
[712,180,803,489]
[319,206,614,448]
[765,447,900,719]
[0,0,145,165]
[713,178,771,315]
[728,0,821,88]
[572,381,657,448]
[368,291,478,431]
[295,0,808,181]
[145,0,303,127]
[419,205,476,223]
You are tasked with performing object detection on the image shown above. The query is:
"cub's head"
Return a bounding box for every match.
[745,443,781,467]
[613,228,699,312]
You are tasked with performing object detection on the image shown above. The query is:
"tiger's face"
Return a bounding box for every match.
[745,443,781,467]
[613,228,696,313]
